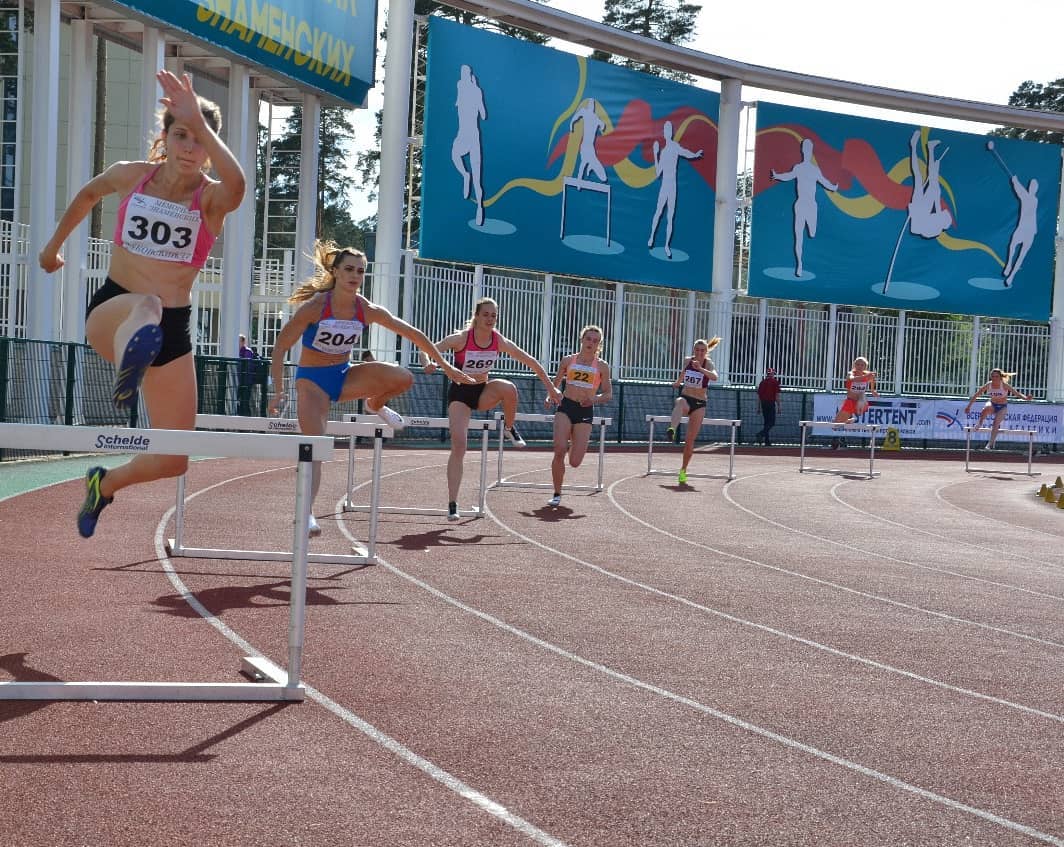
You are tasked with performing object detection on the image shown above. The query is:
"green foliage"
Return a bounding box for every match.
[989,78,1064,146]
[590,0,701,83]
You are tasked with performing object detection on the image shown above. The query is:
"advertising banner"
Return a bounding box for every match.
[811,395,1063,444]
[421,17,719,291]
[751,102,1062,320]
[108,0,377,105]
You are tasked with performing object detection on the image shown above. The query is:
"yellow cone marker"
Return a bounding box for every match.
[882,426,901,451]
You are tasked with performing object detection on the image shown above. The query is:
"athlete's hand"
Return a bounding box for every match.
[423,361,438,375]
[443,363,476,384]
[547,386,562,405]
[268,392,287,416]
[38,248,64,273]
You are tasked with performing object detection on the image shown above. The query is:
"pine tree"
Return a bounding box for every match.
[989,78,1064,146]
[591,0,701,83]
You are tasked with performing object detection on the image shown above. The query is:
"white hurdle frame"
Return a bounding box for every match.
[0,422,333,702]
[493,411,612,491]
[168,415,392,565]
[645,415,741,480]
[798,421,882,478]
[342,413,494,517]
[963,426,1039,476]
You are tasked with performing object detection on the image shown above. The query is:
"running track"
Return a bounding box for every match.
[1,445,1062,846]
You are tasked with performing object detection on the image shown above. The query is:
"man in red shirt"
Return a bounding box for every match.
[756,368,782,446]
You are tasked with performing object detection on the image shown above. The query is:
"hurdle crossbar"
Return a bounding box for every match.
[0,422,332,702]
[798,421,882,478]
[342,414,494,517]
[963,426,1039,476]
[168,415,391,565]
[645,415,741,480]
[492,412,612,492]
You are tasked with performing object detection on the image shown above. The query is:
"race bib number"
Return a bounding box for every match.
[462,351,498,375]
[312,319,364,355]
[683,368,704,388]
[123,193,202,263]
[566,363,598,390]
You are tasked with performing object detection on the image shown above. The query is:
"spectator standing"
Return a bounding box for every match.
[756,368,782,446]
[237,333,259,415]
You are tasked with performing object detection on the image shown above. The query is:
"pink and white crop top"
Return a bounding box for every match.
[114,165,216,268]
[454,328,500,376]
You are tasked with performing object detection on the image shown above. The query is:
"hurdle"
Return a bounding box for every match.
[963,425,1039,476]
[798,421,882,478]
[0,422,332,702]
[493,411,612,491]
[167,415,392,564]
[342,413,494,517]
[645,415,741,480]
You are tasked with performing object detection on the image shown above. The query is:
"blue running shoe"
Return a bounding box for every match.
[78,466,113,538]
[112,324,162,411]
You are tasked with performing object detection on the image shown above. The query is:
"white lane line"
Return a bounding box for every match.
[828,479,1064,576]
[152,465,570,847]
[934,478,1064,547]
[332,497,1064,847]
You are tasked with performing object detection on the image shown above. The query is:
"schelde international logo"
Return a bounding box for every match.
[268,420,299,432]
[94,432,151,451]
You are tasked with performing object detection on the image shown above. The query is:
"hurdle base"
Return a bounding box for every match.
[491,480,603,492]
[0,677,304,702]
[798,467,881,479]
[646,468,735,482]
[343,503,483,518]
[166,539,372,565]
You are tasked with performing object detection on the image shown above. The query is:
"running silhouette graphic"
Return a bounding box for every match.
[570,98,608,183]
[648,120,703,259]
[907,130,952,239]
[452,64,487,226]
[771,137,838,277]
[1002,175,1038,288]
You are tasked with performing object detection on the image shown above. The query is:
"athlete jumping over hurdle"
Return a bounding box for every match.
[269,241,473,535]
[666,338,720,485]
[831,356,878,448]
[38,70,246,538]
[965,367,1031,450]
[544,325,613,507]
[422,297,561,520]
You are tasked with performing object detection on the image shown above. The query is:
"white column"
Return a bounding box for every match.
[969,315,982,395]
[374,0,415,355]
[219,63,253,358]
[707,78,741,385]
[61,19,95,343]
[26,0,61,341]
[684,290,696,351]
[471,264,484,303]
[755,298,768,378]
[1046,149,1064,401]
[711,78,741,297]
[294,93,320,287]
[140,28,165,153]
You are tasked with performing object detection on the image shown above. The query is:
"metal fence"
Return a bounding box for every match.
[1,221,1053,400]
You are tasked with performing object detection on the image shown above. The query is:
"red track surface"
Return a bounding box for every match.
[2,445,1063,846]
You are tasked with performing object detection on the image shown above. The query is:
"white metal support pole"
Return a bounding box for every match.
[826,304,838,389]
[62,19,94,343]
[684,290,697,352]
[1045,149,1064,402]
[220,63,253,357]
[472,264,484,303]
[540,274,554,366]
[140,28,165,151]
[612,283,625,382]
[755,298,768,378]
[287,445,313,695]
[26,0,60,342]
[969,315,982,395]
[295,93,321,287]
[374,0,415,359]
[893,309,906,394]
